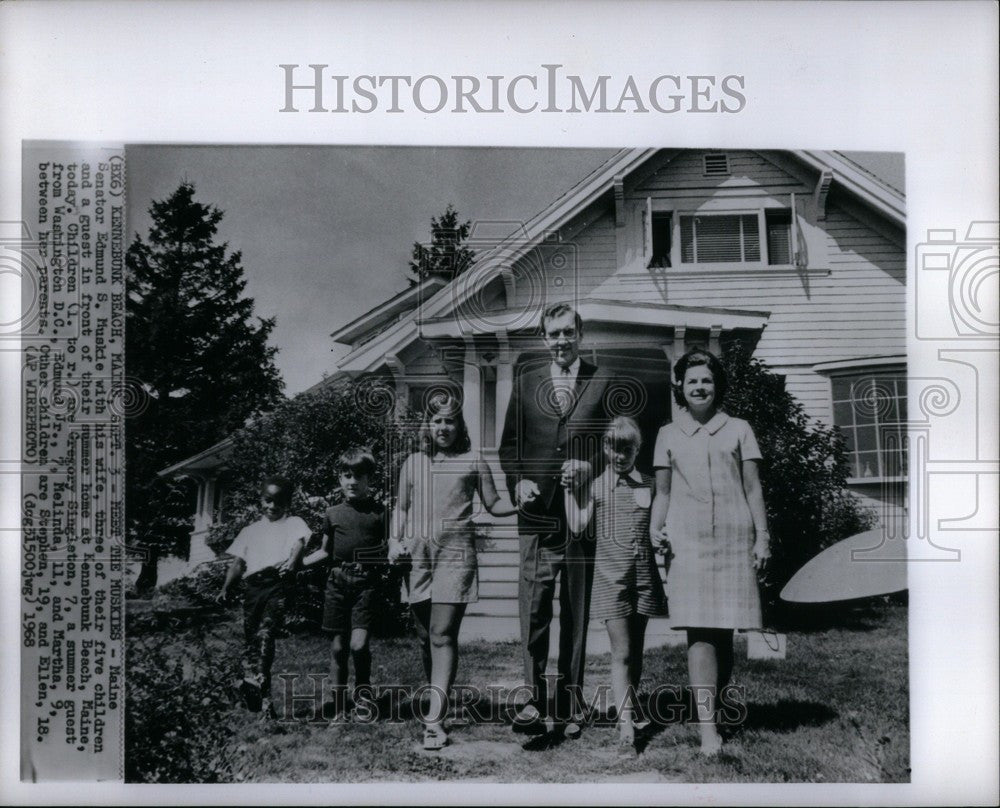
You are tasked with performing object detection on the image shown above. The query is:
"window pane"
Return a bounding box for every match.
[680,216,695,263]
[831,377,853,403]
[850,379,877,425]
[856,451,881,478]
[854,425,878,453]
[831,370,908,479]
[841,425,857,452]
[741,214,761,261]
[766,210,792,265]
[679,213,760,264]
[694,215,744,262]
[879,427,906,477]
[832,401,855,428]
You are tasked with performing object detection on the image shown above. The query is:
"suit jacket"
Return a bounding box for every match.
[499,358,617,533]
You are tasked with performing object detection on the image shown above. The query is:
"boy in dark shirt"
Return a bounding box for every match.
[303,448,386,721]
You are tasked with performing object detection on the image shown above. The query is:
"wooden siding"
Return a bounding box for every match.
[636,149,812,195]
[589,199,905,424]
[407,150,906,638]
[508,205,619,310]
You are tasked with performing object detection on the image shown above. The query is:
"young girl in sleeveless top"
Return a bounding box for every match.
[389,389,516,750]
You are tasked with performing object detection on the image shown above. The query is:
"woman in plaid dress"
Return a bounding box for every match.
[650,349,771,756]
[567,416,666,755]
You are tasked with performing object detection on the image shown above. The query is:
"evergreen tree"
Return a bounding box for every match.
[407,204,476,283]
[126,182,284,566]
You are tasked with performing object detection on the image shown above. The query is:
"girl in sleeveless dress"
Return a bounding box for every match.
[650,349,772,756]
[389,389,516,750]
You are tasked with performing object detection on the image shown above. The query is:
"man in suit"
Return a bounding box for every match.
[499,302,616,741]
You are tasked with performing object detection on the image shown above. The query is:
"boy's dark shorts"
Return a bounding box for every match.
[243,568,289,643]
[322,563,379,634]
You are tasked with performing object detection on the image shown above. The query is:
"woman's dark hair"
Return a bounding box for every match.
[418,387,472,456]
[261,475,294,505]
[672,348,728,409]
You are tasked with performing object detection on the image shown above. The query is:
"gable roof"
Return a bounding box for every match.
[335,148,906,374]
[330,275,448,346]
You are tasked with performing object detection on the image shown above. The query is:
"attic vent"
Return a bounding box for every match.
[703,153,730,176]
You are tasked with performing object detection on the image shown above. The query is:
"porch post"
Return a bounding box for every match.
[188,473,216,564]
[385,353,408,417]
[462,336,482,450]
[495,329,513,446]
[708,325,723,357]
[662,325,688,373]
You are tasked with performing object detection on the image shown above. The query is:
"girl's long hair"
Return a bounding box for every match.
[417,388,472,456]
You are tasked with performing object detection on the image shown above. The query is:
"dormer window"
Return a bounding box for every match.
[680,213,759,264]
[645,197,799,270]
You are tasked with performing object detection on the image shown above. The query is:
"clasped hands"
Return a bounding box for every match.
[387,538,410,564]
[649,524,672,558]
[514,460,592,507]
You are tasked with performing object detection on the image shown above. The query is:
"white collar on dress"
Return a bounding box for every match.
[674,408,730,436]
[600,466,644,487]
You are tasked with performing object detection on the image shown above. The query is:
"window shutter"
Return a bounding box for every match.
[643,196,653,264]
[766,210,793,265]
[790,193,801,266]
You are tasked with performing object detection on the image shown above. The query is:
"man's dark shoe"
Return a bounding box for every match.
[511,703,546,736]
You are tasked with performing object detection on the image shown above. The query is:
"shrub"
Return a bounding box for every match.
[720,343,877,612]
[125,612,243,782]
[208,379,417,636]
[153,557,233,611]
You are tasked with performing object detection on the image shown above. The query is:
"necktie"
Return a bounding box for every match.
[554,368,573,415]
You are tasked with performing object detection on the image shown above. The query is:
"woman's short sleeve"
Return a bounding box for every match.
[738,420,763,462]
[652,426,672,469]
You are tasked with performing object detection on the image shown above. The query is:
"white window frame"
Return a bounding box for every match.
[644,195,800,270]
[820,360,908,484]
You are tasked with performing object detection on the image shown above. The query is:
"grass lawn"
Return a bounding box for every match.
[126,600,908,783]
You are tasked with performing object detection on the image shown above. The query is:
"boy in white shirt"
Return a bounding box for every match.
[218,476,310,717]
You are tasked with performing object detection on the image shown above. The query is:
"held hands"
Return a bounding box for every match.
[650,524,672,557]
[559,459,592,491]
[388,538,410,564]
[515,479,541,507]
[752,532,772,570]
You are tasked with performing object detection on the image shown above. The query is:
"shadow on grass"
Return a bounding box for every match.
[766,592,908,634]
[732,699,838,734]
[632,690,837,753]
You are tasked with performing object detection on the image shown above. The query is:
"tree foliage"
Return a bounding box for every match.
[126,182,284,561]
[210,379,415,634]
[407,204,476,283]
[720,343,877,609]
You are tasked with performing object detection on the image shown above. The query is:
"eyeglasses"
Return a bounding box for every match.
[544,328,577,340]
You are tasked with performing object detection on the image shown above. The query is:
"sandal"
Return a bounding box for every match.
[423,723,449,751]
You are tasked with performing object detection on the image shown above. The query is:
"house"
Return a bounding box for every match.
[161,148,907,643]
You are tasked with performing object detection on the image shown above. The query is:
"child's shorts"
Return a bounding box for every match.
[243,568,289,644]
[322,563,378,634]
